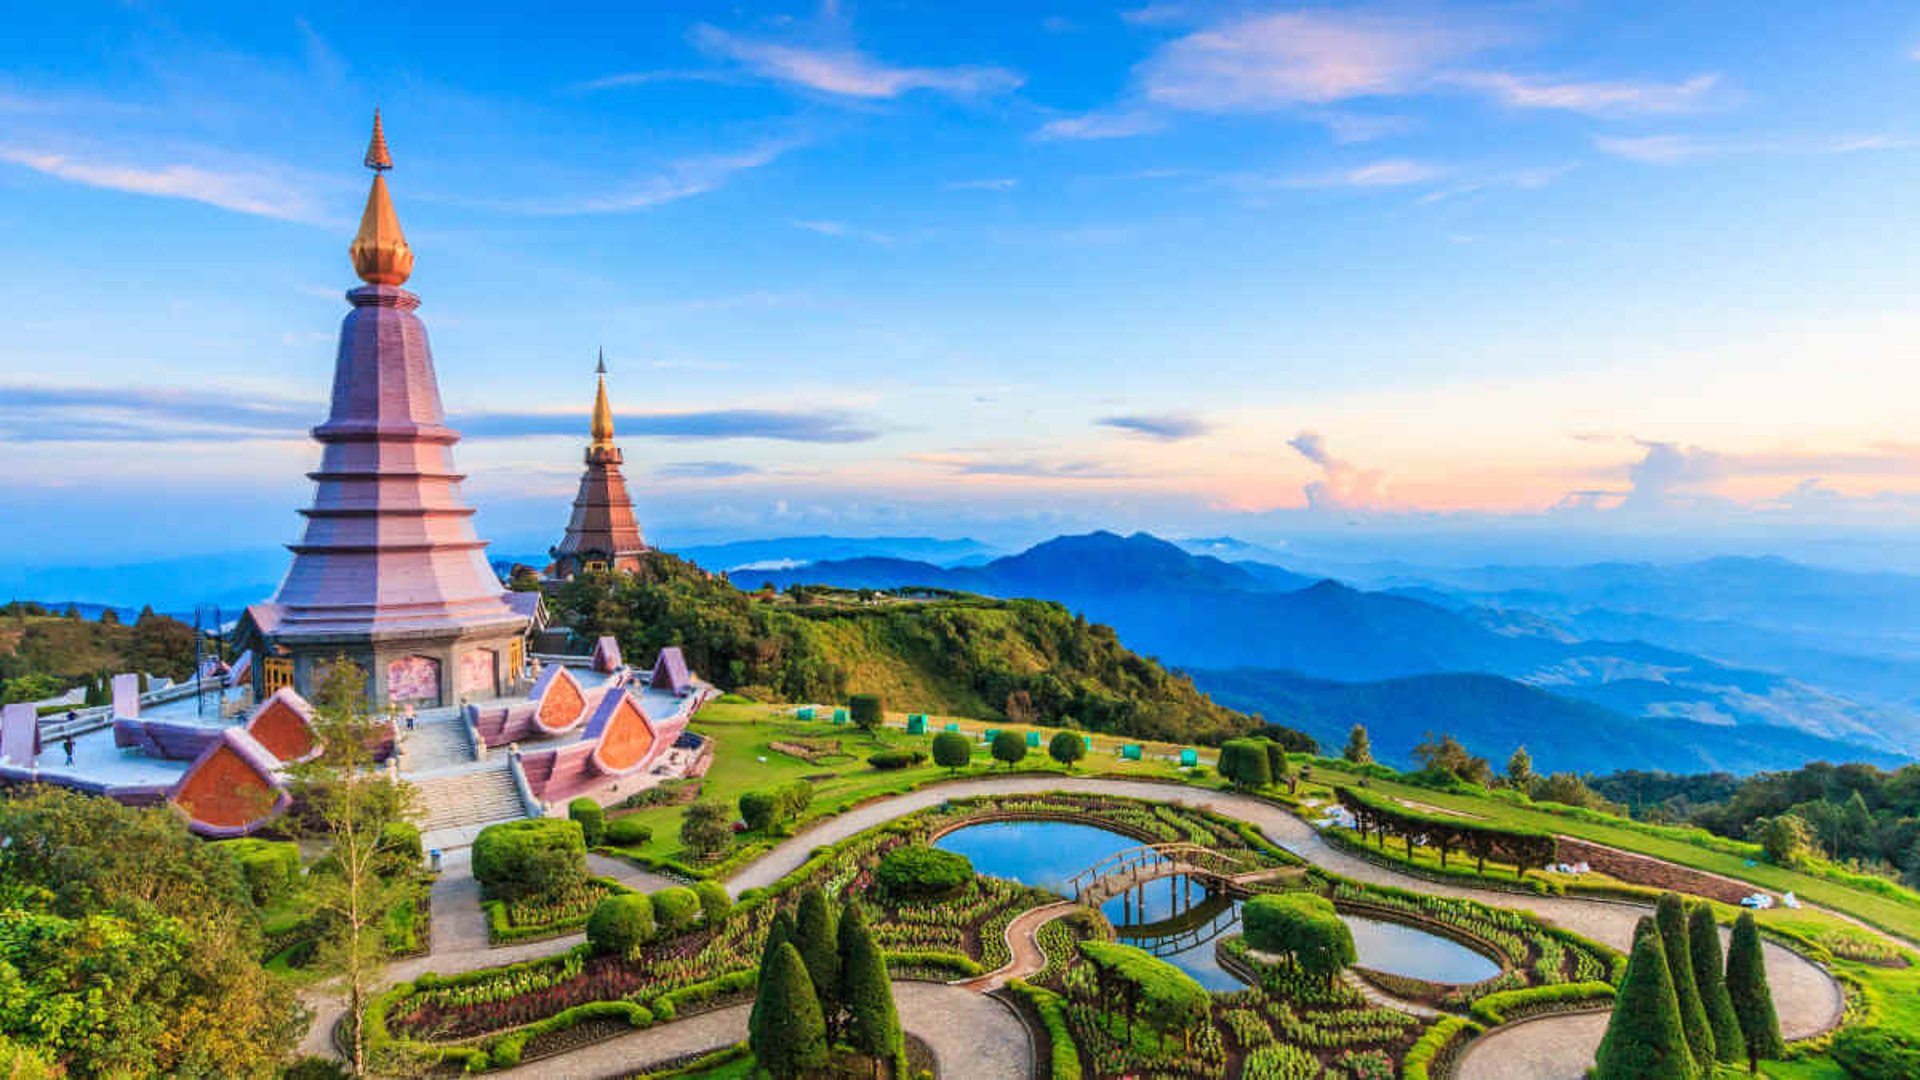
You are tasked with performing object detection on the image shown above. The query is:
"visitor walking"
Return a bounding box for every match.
[404,704,416,731]
[62,734,75,766]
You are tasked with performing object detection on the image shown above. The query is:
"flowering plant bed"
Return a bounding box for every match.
[484,876,633,945]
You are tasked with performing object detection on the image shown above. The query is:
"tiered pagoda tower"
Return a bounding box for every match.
[549,354,650,578]
[238,113,535,708]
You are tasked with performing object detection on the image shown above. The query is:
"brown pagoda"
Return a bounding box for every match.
[237,113,536,708]
[549,354,650,578]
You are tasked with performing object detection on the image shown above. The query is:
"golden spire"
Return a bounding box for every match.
[350,110,413,286]
[591,349,615,447]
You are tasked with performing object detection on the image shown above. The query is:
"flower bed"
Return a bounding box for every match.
[484,876,631,945]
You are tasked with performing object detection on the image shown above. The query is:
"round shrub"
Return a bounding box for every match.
[586,893,655,955]
[739,779,814,834]
[568,797,606,847]
[695,879,732,925]
[867,749,927,771]
[931,731,972,771]
[1219,739,1274,790]
[1048,730,1087,769]
[848,693,883,732]
[1243,891,1354,981]
[991,730,1028,769]
[652,885,701,933]
[604,816,653,847]
[472,818,587,902]
[225,838,301,906]
[875,844,974,898]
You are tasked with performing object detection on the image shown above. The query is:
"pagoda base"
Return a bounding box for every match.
[244,618,531,712]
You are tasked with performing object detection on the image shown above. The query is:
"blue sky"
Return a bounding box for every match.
[4,1,1920,568]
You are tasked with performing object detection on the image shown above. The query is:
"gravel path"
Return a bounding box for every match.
[959,901,1078,992]
[494,982,1028,1080]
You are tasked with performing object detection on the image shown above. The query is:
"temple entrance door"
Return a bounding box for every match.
[458,649,497,701]
[387,656,441,706]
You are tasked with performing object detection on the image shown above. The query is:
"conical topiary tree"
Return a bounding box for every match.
[837,903,902,1077]
[753,942,829,1080]
[1688,904,1744,1064]
[747,908,796,1056]
[1595,918,1696,1080]
[1656,892,1717,1068]
[1725,912,1785,1071]
[794,887,841,1034]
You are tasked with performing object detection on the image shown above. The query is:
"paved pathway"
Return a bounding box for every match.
[495,982,1028,1080]
[322,773,1848,1078]
[960,901,1078,992]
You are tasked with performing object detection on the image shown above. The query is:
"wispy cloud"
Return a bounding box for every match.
[934,457,1131,480]
[0,385,882,445]
[944,177,1019,191]
[576,69,734,92]
[461,408,881,443]
[1141,11,1497,111]
[1034,109,1167,141]
[520,141,799,214]
[0,146,324,222]
[691,25,1021,99]
[1417,164,1571,204]
[1098,413,1211,441]
[791,218,894,244]
[1314,111,1418,144]
[1595,132,1914,164]
[1446,72,1721,116]
[1225,159,1449,192]
[656,461,764,479]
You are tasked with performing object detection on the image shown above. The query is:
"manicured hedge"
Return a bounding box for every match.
[650,969,757,1020]
[1403,1016,1483,1080]
[225,838,302,906]
[695,879,731,925]
[568,798,605,846]
[487,1000,652,1069]
[867,749,927,770]
[472,818,587,901]
[874,844,973,897]
[1241,892,1354,981]
[1469,981,1615,1026]
[738,780,813,834]
[1337,786,1557,877]
[1832,1024,1920,1080]
[586,893,655,955]
[652,886,701,933]
[1006,978,1082,1080]
[604,816,653,847]
[848,693,883,730]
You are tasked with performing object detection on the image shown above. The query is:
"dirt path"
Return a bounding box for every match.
[959,900,1078,992]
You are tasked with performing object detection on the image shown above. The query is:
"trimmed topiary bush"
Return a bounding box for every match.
[1241,891,1354,982]
[874,844,973,898]
[1595,917,1695,1080]
[931,731,971,772]
[604,816,653,847]
[990,729,1027,769]
[586,893,655,955]
[695,879,731,925]
[652,885,701,933]
[1219,738,1274,790]
[739,780,814,834]
[866,749,926,770]
[1048,730,1087,769]
[472,818,587,902]
[568,797,606,847]
[226,838,302,906]
[848,693,883,733]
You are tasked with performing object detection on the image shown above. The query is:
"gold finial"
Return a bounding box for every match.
[591,352,615,447]
[365,109,393,171]
[350,110,413,286]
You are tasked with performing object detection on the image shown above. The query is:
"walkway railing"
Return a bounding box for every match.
[1066,842,1258,904]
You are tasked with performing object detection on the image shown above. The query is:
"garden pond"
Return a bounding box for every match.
[936,819,1500,990]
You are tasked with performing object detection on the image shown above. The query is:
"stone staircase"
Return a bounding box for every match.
[401,713,476,773]
[409,762,529,835]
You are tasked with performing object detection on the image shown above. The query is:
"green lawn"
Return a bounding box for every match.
[1299,762,1920,947]
[600,702,1191,869]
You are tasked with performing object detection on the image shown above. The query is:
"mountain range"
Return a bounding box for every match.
[723,531,1919,774]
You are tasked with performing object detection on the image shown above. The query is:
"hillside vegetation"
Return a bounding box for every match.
[546,553,1254,744]
[0,602,197,703]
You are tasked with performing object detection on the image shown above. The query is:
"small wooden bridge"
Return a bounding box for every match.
[1066,843,1302,906]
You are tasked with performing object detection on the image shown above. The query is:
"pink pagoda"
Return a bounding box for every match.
[548,353,650,579]
[238,113,536,708]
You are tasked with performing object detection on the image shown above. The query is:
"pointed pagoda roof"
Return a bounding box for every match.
[257,112,527,639]
[551,353,649,574]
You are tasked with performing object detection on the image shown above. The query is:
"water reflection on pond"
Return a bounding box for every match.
[934,817,1501,990]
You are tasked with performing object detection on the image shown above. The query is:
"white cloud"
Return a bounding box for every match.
[1288,431,1388,510]
[1035,110,1166,141]
[1595,132,1913,165]
[1140,11,1496,111]
[691,25,1021,99]
[1447,72,1721,116]
[527,141,799,214]
[944,177,1019,191]
[791,219,894,244]
[0,146,323,222]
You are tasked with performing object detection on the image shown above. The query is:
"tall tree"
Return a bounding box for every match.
[1655,893,1716,1068]
[753,943,829,1080]
[1725,912,1785,1071]
[1594,918,1696,1080]
[1342,724,1372,765]
[747,909,797,1056]
[793,887,841,1034]
[285,658,417,1077]
[837,903,902,1077]
[1506,746,1534,789]
[1687,904,1744,1064]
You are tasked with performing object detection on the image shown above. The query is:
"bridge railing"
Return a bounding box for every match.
[1066,842,1258,900]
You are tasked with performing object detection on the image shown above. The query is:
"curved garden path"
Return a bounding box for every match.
[322,774,1848,1078]
[728,775,1844,1079]
[495,982,1028,1080]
